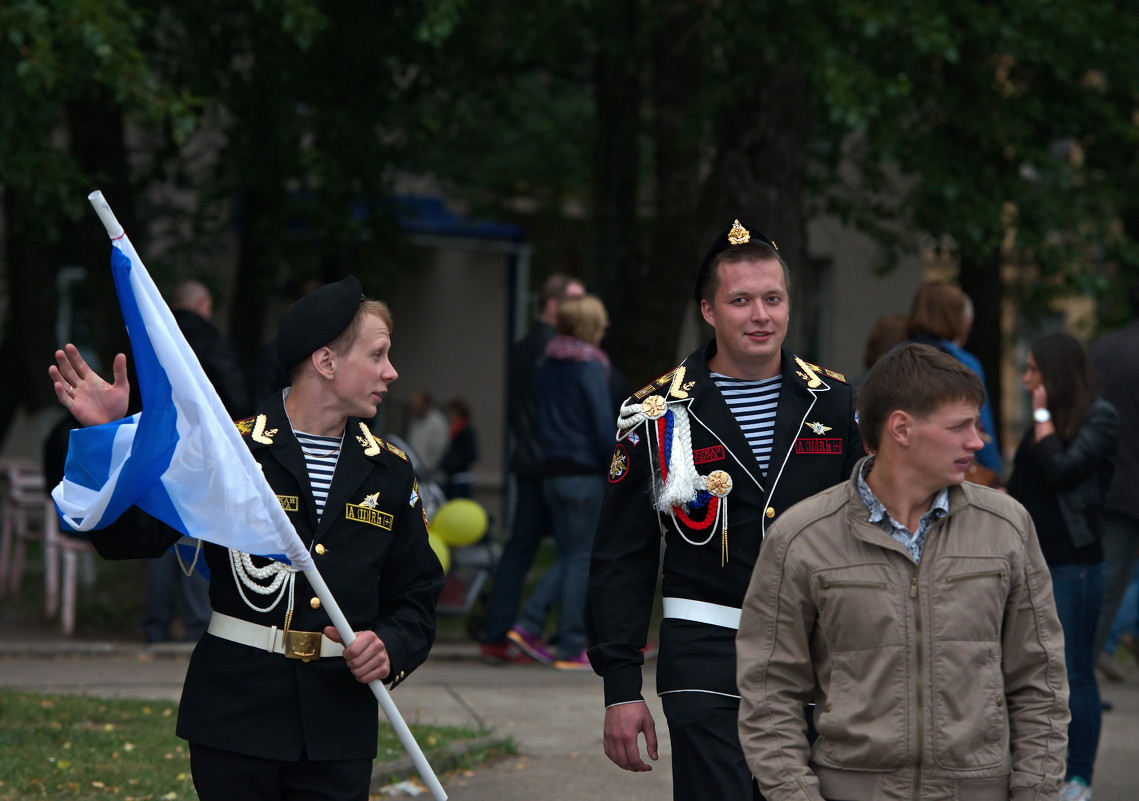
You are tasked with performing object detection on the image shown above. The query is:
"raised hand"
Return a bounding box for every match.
[49,344,130,426]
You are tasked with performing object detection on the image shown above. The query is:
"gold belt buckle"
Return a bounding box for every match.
[284,630,321,662]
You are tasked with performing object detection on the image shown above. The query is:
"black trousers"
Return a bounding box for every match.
[189,742,373,801]
[662,692,765,801]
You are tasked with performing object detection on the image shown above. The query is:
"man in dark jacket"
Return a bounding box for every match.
[479,273,585,662]
[1092,280,1139,659]
[139,279,251,644]
[589,220,864,800]
[49,276,444,801]
[170,279,250,418]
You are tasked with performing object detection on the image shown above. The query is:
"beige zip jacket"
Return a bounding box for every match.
[737,462,1069,801]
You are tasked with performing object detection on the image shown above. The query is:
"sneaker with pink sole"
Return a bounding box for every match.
[552,650,593,671]
[506,627,553,665]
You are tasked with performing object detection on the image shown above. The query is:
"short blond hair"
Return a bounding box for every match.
[328,300,393,354]
[556,294,609,345]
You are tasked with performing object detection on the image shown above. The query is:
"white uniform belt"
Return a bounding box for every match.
[207,612,344,659]
[662,597,742,630]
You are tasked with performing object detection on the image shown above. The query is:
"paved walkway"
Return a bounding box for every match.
[3,621,1139,800]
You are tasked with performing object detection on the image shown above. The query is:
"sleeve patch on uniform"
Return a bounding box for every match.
[608,444,630,483]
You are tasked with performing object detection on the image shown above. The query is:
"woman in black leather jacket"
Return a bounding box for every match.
[1008,331,1117,801]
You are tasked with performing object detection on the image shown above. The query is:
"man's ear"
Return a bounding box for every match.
[885,409,913,446]
[699,298,715,328]
[311,347,336,379]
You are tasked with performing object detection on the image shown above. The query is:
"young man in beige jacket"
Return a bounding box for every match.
[736,343,1069,801]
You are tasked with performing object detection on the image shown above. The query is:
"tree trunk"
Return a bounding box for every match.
[958,246,1004,453]
[698,54,815,354]
[0,189,60,444]
[591,0,641,380]
[615,0,702,387]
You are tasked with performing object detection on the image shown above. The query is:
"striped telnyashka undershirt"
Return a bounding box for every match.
[294,431,343,519]
[710,372,783,475]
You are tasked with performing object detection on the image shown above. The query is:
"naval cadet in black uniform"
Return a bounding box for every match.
[588,220,864,800]
[48,276,444,801]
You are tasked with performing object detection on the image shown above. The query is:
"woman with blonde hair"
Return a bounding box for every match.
[506,293,613,670]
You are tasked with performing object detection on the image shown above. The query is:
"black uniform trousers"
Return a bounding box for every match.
[190,742,373,801]
[663,692,764,801]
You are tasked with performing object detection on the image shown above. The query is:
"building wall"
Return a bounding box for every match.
[377,243,514,520]
[809,215,924,379]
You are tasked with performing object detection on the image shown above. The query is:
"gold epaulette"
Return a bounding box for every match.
[799,360,848,384]
[234,417,256,436]
[633,368,679,400]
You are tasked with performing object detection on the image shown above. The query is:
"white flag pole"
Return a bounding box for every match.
[306,568,448,800]
[87,190,448,801]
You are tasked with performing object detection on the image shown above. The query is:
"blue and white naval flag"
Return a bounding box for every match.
[51,233,314,572]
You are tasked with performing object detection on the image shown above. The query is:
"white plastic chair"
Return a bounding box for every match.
[0,460,48,599]
[43,497,96,635]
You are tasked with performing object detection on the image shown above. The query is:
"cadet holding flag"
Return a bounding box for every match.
[50,267,443,800]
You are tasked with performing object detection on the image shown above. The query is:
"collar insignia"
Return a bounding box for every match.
[668,366,689,399]
[805,421,832,435]
[356,423,382,456]
[252,414,277,444]
[793,356,824,389]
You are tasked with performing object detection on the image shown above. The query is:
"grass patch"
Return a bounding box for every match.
[0,688,511,800]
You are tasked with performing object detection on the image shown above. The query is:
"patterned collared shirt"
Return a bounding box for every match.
[855,456,949,564]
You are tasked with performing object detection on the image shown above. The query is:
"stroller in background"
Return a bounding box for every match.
[384,434,499,638]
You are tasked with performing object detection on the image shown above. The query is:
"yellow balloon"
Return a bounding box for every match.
[431,498,489,547]
[427,531,451,574]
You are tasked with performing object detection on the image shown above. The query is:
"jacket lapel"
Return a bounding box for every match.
[316,420,385,537]
[767,353,821,480]
[247,397,318,531]
[683,343,766,489]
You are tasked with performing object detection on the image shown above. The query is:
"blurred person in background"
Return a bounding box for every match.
[480,273,585,663]
[1091,281,1139,667]
[505,294,614,671]
[907,280,1003,482]
[141,278,251,643]
[1098,558,1139,682]
[1008,331,1118,801]
[405,390,449,483]
[440,397,478,499]
[852,312,909,392]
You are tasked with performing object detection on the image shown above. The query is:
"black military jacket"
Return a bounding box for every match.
[90,392,444,761]
[589,341,863,706]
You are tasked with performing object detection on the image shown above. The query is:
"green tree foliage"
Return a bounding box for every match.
[3,0,1137,446]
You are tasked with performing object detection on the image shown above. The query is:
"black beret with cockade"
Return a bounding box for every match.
[276,275,364,371]
[693,219,779,304]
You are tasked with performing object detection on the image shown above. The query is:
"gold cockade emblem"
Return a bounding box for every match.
[728,219,750,246]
